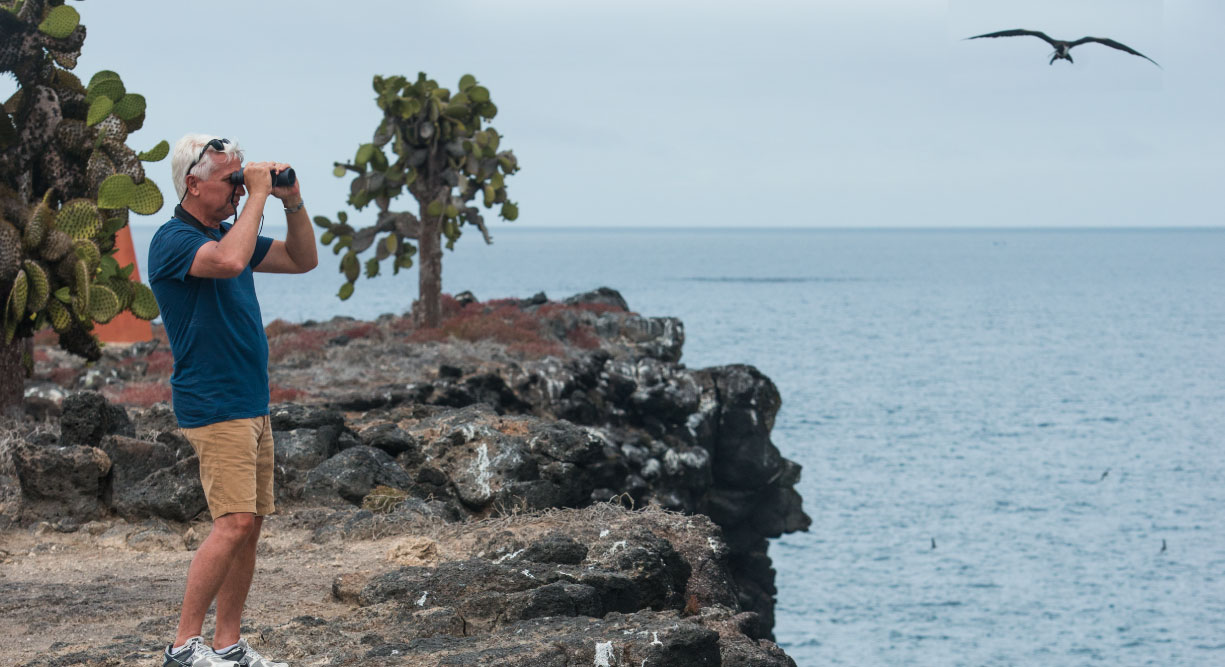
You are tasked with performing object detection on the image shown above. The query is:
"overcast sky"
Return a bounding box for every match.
[11,0,1223,228]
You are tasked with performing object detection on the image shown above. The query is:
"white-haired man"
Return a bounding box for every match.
[148,135,317,667]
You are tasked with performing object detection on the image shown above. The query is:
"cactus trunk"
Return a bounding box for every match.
[417,201,443,328]
[0,338,25,417]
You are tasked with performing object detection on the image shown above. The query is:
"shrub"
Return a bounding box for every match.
[362,485,409,513]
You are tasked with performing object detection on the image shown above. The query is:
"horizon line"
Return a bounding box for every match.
[125,222,1225,232]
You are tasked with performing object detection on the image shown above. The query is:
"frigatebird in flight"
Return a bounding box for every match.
[967,29,1161,68]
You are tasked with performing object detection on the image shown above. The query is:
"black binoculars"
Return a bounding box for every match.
[227,168,296,188]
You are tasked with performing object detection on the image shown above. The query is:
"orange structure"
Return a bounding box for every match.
[95,225,153,343]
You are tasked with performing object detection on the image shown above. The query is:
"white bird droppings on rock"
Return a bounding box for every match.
[473,443,493,496]
[416,591,429,607]
[594,641,615,666]
[494,548,525,564]
[600,529,610,538]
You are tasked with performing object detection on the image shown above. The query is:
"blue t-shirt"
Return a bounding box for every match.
[147,214,274,428]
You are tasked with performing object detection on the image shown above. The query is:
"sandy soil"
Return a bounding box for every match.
[0,516,372,665]
[0,503,706,665]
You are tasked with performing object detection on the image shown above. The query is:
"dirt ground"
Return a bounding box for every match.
[0,503,698,666]
[0,516,377,665]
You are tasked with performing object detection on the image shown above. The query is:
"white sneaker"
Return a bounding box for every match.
[163,636,240,666]
[216,638,288,667]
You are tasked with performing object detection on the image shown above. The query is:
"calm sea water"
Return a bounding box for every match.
[131,225,1225,666]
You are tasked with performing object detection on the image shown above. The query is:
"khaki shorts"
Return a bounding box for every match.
[180,415,275,519]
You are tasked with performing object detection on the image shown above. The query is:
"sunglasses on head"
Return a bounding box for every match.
[186,138,230,178]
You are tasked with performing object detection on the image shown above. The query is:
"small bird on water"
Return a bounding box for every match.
[1160,539,1167,553]
[931,538,937,550]
[1100,469,1110,482]
[966,29,1161,68]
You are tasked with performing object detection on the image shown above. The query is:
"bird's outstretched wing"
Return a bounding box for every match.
[967,29,1058,48]
[1069,36,1161,67]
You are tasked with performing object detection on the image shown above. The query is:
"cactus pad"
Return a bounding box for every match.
[112,94,146,121]
[55,119,94,155]
[88,284,120,323]
[22,260,49,313]
[86,77,126,105]
[101,138,144,183]
[94,114,129,144]
[37,4,81,40]
[47,298,72,333]
[56,199,102,240]
[86,150,117,190]
[86,96,113,127]
[108,278,133,311]
[129,179,164,215]
[8,269,28,319]
[137,140,169,162]
[97,173,135,210]
[129,282,159,320]
[73,239,101,271]
[23,199,53,251]
[40,230,74,262]
[0,219,21,281]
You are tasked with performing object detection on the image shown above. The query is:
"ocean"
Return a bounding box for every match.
[129,224,1225,666]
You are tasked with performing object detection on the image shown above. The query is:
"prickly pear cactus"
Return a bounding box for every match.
[1,0,166,366]
[314,72,519,326]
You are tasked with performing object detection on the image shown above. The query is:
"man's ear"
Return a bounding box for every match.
[184,174,198,196]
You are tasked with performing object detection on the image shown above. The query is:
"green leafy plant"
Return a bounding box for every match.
[0,0,165,411]
[314,72,519,328]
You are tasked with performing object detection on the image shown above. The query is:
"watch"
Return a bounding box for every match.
[284,200,305,214]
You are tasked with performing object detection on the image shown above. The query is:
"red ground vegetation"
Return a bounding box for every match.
[105,381,172,407]
[47,366,80,387]
[264,319,301,339]
[402,298,592,359]
[31,328,58,346]
[143,349,175,377]
[341,322,379,340]
[270,384,307,403]
[265,320,330,363]
[565,325,602,349]
[392,294,623,359]
[535,301,628,317]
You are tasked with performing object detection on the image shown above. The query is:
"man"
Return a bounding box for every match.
[148,134,317,667]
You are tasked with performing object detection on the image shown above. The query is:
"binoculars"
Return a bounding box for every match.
[227,168,296,188]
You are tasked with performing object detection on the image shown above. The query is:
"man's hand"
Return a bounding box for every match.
[242,161,275,198]
[269,162,301,202]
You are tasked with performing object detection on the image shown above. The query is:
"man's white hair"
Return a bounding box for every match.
[171,134,244,200]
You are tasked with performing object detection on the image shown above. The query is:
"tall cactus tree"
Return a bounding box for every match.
[315,72,519,328]
[0,0,165,414]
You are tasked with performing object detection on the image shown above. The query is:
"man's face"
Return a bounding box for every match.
[193,153,245,220]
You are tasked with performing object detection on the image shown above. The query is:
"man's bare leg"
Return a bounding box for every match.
[212,516,263,649]
[172,512,257,648]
